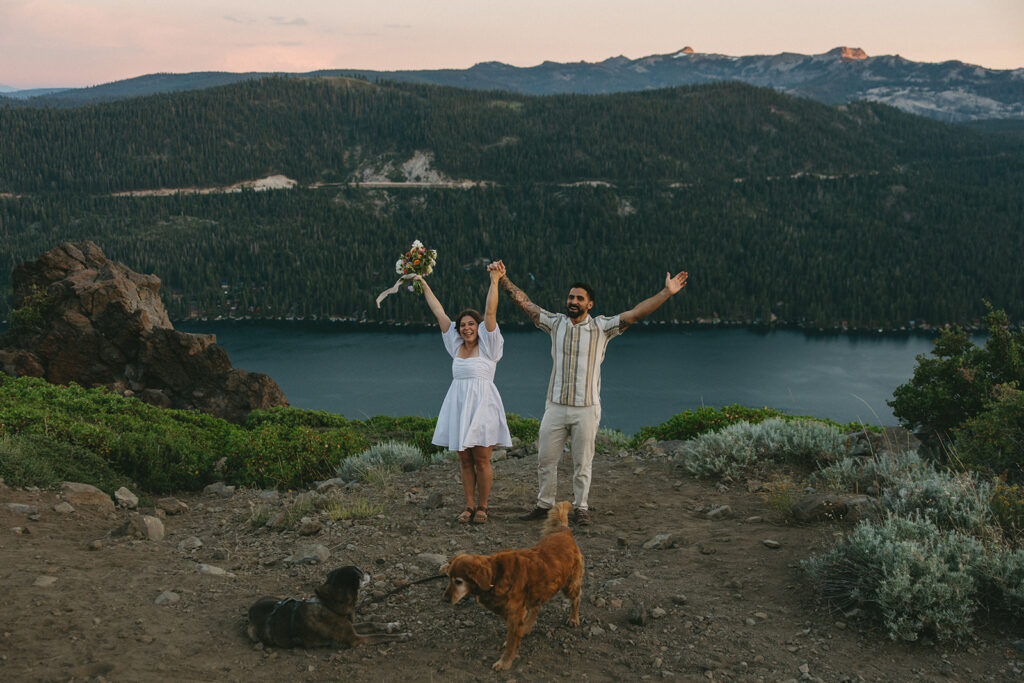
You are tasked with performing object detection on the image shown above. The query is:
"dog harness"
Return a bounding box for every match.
[263,597,320,646]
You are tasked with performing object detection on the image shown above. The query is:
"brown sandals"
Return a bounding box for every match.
[471,506,488,524]
[457,507,474,523]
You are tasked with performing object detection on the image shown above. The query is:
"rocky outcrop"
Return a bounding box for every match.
[0,241,287,422]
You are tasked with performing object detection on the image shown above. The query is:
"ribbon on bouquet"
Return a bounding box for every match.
[375,273,417,308]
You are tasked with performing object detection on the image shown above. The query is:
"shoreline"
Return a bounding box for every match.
[169,316,999,339]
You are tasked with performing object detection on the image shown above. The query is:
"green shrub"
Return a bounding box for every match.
[8,284,55,332]
[976,547,1024,614]
[362,415,441,455]
[803,514,987,642]
[506,413,540,445]
[890,306,1024,451]
[954,385,1024,482]
[990,482,1024,539]
[675,418,843,479]
[881,468,994,536]
[336,440,428,483]
[811,450,926,493]
[632,404,787,444]
[246,406,356,430]
[632,404,871,447]
[0,433,132,493]
[224,423,366,490]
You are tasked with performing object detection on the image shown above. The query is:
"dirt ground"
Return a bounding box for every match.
[1,441,1022,682]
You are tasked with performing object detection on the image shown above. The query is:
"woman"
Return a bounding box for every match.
[415,263,512,524]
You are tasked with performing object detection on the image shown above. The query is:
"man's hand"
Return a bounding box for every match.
[488,260,506,283]
[665,271,688,295]
[620,269,689,326]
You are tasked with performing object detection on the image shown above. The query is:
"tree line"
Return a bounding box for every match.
[1,77,1021,329]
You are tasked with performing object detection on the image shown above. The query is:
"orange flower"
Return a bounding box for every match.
[413,259,421,266]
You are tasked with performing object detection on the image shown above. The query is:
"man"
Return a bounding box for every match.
[488,260,688,525]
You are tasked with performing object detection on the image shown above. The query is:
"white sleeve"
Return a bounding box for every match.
[441,322,462,358]
[478,324,504,362]
[596,314,624,339]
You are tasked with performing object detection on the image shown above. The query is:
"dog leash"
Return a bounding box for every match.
[364,573,447,604]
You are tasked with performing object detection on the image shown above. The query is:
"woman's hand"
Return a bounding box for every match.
[488,260,506,283]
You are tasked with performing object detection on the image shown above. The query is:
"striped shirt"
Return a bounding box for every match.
[536,309,624,407]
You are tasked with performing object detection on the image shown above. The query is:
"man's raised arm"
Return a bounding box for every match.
[619,271,688,327]
[488,260,541,325]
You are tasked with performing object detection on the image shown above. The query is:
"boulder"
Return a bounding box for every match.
[791,493,878,522]
[61,482,114,512]
[0,241,287,423]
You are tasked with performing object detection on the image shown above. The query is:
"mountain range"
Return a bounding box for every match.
[3,47,1022,122]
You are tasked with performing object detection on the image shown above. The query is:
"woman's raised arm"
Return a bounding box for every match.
[416,275,452,330]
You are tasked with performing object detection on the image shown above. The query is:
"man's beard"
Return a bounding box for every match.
[566,304,583,318]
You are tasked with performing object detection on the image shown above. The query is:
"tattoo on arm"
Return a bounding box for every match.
[500,277,540,324]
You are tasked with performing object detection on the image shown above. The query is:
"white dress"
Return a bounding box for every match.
[432,322,513,452]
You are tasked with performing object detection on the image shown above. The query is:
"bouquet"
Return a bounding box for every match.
[394,240,438,295]
[376,240,438,308]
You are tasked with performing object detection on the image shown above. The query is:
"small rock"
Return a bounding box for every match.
[203,482,235,498]
[6,503,39,515]
[315,478,346,493]
[705,505,731,519]
[113,514,165,542]
[642,534,676,550]
[88,539,102,550]
[422,492,444,509]
[288,544,330,565]
[298,518,323,536]
[650,607,667,619]
[177,536,203,551]
[266,511,289,529]
[53,502,75,514]
[671,595,688,605]
[154,591,180,605]
[156,497,189,515]
[198,564,235,578]
[745,516,764,523]
[630,603,648,626]
[12,526,30,535]
[416,553,447,571]
[762,539,781,549]
[114,487,139,509]
[33,575,58,588]
[587,625,606,638]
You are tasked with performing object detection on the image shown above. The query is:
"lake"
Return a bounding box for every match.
[177,321,954,434]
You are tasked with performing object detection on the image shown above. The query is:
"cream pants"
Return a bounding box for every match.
[536,400,601,511]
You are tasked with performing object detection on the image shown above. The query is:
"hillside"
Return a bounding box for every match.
[1,77,1022,328]
[7,47,1024,122]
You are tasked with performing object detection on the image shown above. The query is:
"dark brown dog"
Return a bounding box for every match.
[247,565,410,648]
[443,501,583,670]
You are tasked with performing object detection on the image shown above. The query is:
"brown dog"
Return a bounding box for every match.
[247,565,410,649]
[443,501,583,670]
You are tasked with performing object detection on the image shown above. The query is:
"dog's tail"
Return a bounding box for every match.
[542,501,572,536]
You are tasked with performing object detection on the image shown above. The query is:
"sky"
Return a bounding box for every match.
[1,0,1023,89]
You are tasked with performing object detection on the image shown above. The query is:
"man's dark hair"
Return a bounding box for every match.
[568,282,595,302]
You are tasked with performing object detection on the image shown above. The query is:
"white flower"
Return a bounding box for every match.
[411,240,424,248]
[395,259,404,274]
